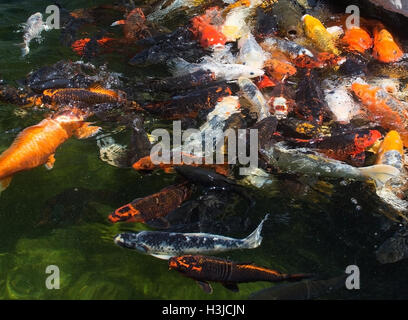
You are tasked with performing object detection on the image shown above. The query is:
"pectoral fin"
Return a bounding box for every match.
[196,281,213,294]
[163,167,175,174]
[0,176,12,193]
[221,282,239,292]
[75,123,101,139]
[45,154,56,170]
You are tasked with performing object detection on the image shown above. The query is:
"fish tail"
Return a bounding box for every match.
[17,43,29,56]
[167,58,192,76]
[0,176,12,194]
[357,164,400,189]
[242,214,269,248]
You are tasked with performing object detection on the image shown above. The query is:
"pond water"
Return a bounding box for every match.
[0,0,407,300]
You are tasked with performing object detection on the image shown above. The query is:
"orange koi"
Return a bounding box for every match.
[341,27,373,54]
[0,108,100,192]
[264,58,296,81]
[71,37,116,56]
[351,82,408,147]
[372,24,403,63]
[191,9,226,49]
[376,130,404,170]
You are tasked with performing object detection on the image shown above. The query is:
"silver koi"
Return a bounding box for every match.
[262,142,400,189]
[113,214,269,259]
[238,77,270,121]
[19,12,50,57]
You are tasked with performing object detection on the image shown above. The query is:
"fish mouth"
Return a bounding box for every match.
[113,233,148,253]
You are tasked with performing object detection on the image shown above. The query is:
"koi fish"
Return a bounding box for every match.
[375,131,408,220]
[376,130,404,170]
[142,70,216,93]
[132,154,229,176]
[322,78,361,124]
[288,129,382,166]
[146,0,201,22]
[108,182,192,224]
[221,6,252,42]
[111,8,150,42]
[19,12,50,57]
[169,255,312,293]
[141,84,232,120]
[295,71,332,125]
[372,23,403,63]
[302,14,340,55]
[277,118,330,139]
[261,142,399,189]
[31,84,127,108]
[129,26,205,66]
[341,27,373,54]
[255,7,278,40]
[351,82,408,147]
[182,96,241,157]
[261,37,314,61]
[264,58,297,82]
[237,32,269,69]
[71,37,116,56]
[0,108,100,192]
[190,10,226,49]
[168,56,264,81]
[113,214,269,259]
[238,77,271,121]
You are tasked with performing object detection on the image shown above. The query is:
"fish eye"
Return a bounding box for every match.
[250,72,254,75]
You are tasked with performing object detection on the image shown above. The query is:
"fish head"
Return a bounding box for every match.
[114,233,149,253]
[373,28,403,63]
[108,204,141,223]
[52,108,86,133]
[168,255,203,273]
[239,66,264,79]
[132,156,156,171]
[378,130,404,157]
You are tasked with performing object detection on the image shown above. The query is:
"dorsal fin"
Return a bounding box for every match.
[88,83,119,98]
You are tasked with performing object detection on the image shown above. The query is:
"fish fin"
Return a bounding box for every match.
[88,83,119,98]
[349,152,365,167]
[75,123,101,139]
[163,167,175,174]
[0,176,12,193]
[145,217,170,229]
[357,164,400,189]
[17,43,29,56]
[150,253,174,260]
[167,58,191,76]
[111,19,125,26]
[196,281,213,294]
[221,282,239,292]
[242,214,270,248]
[44,154,56,170]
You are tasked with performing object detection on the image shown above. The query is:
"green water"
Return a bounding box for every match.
[0,0,407,300]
